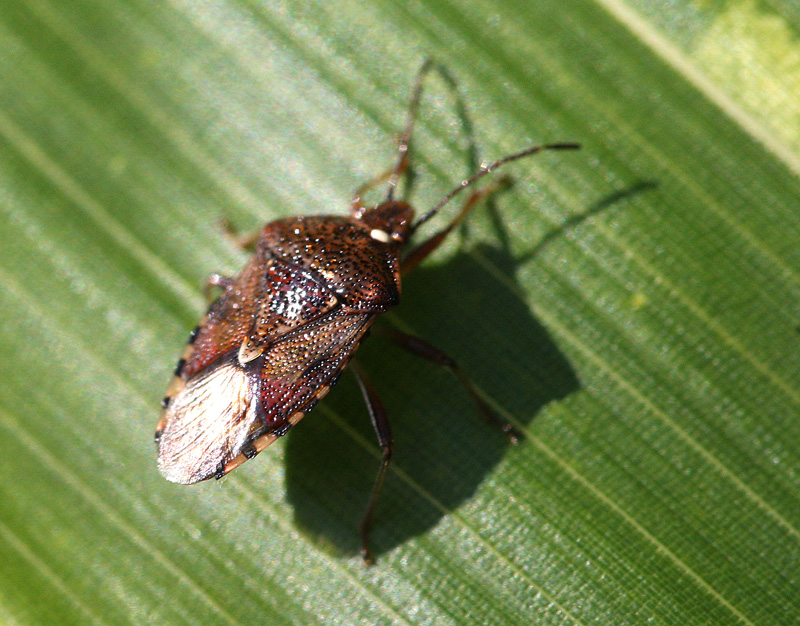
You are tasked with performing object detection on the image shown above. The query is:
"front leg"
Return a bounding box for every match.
[203,272,234,302]
[401,176,511,274]
[220,218,261,252]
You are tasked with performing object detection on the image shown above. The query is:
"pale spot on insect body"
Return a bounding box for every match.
[238,337,265,364]
[157,359,259,484]
[163,375,186,404]
[369,229,392,243]
[270,285,310,320]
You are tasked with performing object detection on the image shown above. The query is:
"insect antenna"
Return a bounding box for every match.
[411,142,580,232]
[385,59,436,202]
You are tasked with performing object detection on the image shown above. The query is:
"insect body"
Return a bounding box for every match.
[156,205,411,484]
[156,61,578,562]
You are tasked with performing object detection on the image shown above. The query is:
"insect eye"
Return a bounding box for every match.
[360,201,414,244]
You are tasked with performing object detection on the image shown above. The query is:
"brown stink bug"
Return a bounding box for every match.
[155,61,579,563]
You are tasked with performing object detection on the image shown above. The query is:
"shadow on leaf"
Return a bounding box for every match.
[282,180,653,560]
[283,241,577,559]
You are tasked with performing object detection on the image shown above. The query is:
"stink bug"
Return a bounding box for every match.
[155,61,579,563]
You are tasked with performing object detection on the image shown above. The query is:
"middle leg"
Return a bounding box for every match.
[378,327,522,442]
[349,359,394,566]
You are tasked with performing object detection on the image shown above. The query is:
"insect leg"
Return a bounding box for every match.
[400,176,510,274]
[379,327,522,443]
[350,164,404,216]
[350,359,393,566]
[204,273,234,301]
[219,218,261,251]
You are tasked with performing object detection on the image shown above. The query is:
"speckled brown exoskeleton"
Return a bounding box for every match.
[155,61,579,564]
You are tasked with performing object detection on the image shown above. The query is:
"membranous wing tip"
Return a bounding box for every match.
[157,358,259,484]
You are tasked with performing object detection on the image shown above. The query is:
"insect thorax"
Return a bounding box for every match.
[258,214,404,311]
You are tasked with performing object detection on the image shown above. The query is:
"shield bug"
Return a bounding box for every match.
[155,61,579,563]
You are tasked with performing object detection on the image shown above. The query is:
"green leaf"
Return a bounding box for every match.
[1,0,799,624]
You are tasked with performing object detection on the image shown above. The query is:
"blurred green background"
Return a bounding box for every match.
[1,1,799,624]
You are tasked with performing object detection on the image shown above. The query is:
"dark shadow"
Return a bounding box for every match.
[283,180,655,560]
[516,181,657,263]
[283,242,577,559]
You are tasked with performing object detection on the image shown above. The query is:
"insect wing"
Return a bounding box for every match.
[259,309,371,415]
[157,254,374,484]
[184,255,339,381]
[157,355,260,484]
[221,309,374,476]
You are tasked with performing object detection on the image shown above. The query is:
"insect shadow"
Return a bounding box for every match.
[283,181,653,559]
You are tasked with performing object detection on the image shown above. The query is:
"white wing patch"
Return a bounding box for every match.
[157,359,259,484]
